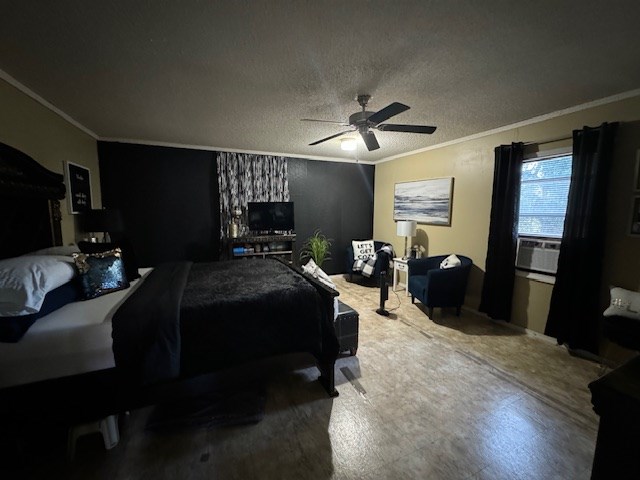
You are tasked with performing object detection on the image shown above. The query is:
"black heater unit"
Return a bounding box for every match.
[376,249,392,316]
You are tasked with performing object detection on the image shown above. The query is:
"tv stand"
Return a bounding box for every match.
[227,234,296,263]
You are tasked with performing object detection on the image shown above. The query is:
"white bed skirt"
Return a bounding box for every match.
[0,268,152,389]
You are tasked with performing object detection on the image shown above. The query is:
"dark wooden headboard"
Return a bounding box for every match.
[0,142,65,259]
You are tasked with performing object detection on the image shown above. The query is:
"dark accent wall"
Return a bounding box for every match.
[288,158,374,274]
[98,142,374,274]
[98,142,219,266]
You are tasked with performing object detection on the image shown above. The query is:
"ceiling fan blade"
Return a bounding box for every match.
[367,102,410,125]
[377,124,437,134]
[361,130,380,151]
[301,118,350,126]
[309,130,354,146]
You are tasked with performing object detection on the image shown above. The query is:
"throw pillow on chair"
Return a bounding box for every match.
[351,240,375,261]
[347,240,387,283]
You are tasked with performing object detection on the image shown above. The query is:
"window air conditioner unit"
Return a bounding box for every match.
[516,238,561,275]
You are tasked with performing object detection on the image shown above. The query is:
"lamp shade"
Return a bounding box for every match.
[82,209,124,233]
[396,220,417,237]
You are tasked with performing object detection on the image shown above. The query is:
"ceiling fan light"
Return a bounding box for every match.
[341,138,357,151]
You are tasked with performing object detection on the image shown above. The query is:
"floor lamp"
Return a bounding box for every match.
[396,220,417,259]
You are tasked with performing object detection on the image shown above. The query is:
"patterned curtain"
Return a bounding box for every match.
[216,152,290,238]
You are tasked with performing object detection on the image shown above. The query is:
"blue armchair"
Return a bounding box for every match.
[408,254,472,317]
[346,240,387,282]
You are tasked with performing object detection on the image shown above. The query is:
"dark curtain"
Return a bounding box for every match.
[545,123,618,354]
[479,143,524,321]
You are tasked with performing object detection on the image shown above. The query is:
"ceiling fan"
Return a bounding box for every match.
[303,94,437,151]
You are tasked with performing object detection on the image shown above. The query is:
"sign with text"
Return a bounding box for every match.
[65,161,92,214]
[352,240,375,260]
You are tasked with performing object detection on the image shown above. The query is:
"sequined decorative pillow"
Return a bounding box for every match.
[72,248,130,300]
[78,239,140,281]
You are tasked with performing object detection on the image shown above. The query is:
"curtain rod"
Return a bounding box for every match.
[524,135,572,147]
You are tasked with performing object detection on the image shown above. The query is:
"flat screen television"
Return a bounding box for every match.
[247,201,294,233]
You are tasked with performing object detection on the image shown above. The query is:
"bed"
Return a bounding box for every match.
[0,142,340,433]
[111,259,339,392]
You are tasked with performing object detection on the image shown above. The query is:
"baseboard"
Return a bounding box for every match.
[461,306,616,368]
[460,306,556,343]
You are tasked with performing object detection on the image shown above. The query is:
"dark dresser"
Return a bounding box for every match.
[589,355,640,479]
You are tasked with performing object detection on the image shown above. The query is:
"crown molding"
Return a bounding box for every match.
[3,65,637,166]
[98,137,376,164]
[377,88,640,164]
[0,68,98,139]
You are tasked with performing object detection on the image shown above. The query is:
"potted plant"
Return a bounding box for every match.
[300,230,332,268]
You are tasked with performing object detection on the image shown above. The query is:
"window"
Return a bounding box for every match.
[516,153,572,277]
[518,154,572,238]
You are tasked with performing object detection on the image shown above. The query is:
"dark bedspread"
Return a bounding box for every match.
[113,259,338,388]
[112,262,192,385]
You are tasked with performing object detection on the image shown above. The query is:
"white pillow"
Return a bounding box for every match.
[440,254,462,269]
[301,258,317,275]
[301,259,339,320]
[603,287,640,320]
[0,255,76,316]
[27,244,80,256]
[302,258,336,290]
[352,240,375,261]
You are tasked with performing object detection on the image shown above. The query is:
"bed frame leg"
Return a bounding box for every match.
[318,362,339,398]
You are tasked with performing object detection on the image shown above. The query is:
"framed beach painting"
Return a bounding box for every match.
[394,177,454,225]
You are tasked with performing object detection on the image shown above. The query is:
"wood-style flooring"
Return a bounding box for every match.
[6,274,612,479]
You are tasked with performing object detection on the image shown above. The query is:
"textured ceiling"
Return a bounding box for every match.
[1,1,639,162]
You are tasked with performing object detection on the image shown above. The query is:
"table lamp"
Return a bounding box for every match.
[82,208,124,243]
[396,220,417,259]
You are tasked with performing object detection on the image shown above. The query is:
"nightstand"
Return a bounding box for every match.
[393,257,409,296]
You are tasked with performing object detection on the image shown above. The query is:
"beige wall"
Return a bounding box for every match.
[0,78,100,244]
[374,95,640,344]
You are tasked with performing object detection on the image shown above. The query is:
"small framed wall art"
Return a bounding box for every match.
[393,177,454,226]
[65,161,92,214]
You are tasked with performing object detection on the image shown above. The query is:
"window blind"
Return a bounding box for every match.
[518,155,572,238]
